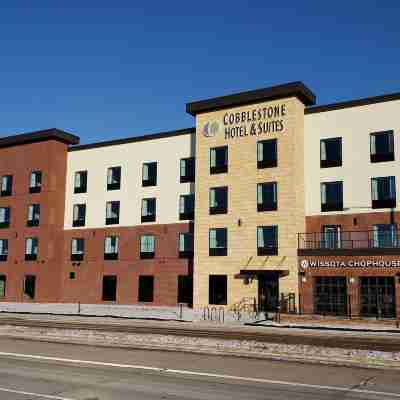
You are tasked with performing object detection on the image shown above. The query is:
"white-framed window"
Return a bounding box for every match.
[140,235,155,254]
[74,170,88,193]
[106,201,120,225]
[29,171,42,192]
[1,175,12,196]
[25,237,38,257]
[107,167,121,190]
[373,224,398,248]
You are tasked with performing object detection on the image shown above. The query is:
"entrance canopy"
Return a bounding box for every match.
[235,269,290,279]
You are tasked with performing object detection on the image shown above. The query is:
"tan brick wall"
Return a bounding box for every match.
[193,97,306,309]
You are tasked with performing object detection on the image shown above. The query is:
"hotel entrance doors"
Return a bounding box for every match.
[258,273,279,312]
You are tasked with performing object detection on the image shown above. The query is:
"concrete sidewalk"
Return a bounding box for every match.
[1,302,400,332]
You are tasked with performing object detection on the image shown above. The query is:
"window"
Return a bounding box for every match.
[314,276,347,316]
[179,194,194,220]
[210,146,228,174]
[209,275,227,305]
[179,232,194,258]
[72,204,86,227]
[141,198,156,223]
[257,182,277,212]
[102,275,117,301]
[0,239,8,261]
[27,204,40,227]
[371,176,396,209]
[177,275,193,304]
[24,275,36,299]
[107,167,121,191]
[370,131,394,163]
[0,276,5,297]
[0,207,10,228]
[320,138,342,168]
[29,171,42,193]
[138,276,154,302]
[321,181,343,212]
[71,238,85,261]
[373,224,398,248]
[360,277,396,318]
[1,175,12,197]
[209,187,228,215]
[74,171,87,193]
[180,157,195,183]
[104,236,119,260]
[322,225,341,249]
[140,234,155,259]
[209,228,227,256]
[106,201,120,225]
[257,226,278,256]
[257,139,277,168]
[25,237,38,261]
[142,162,157,187]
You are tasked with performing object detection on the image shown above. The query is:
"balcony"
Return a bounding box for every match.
[298,230,400,256]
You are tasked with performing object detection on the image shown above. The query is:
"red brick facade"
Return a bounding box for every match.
[60,223,192,305]
[299,214,400,318]
[0,138,69,302]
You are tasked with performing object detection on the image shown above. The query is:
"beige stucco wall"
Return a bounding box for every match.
[193,97,306,309]
[304,100,400,216]
[64,133,195,229]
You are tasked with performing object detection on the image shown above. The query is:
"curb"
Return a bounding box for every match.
[246,322,400,334]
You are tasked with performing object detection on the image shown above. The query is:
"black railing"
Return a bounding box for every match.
[298,230,400,250]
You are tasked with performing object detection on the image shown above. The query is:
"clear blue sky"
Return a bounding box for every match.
[0,2,399,144]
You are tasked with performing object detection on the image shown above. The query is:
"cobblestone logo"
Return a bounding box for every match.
[202,121,219,138]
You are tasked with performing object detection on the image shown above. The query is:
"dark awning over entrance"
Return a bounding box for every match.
[235,269,290,279]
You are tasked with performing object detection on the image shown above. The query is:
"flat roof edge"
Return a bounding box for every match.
[186,82,316,116]
[0,128,80,148]
[68,127,195,152]
[305,91,400,114]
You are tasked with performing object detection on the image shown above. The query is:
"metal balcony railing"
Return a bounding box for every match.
[298,230,400,250]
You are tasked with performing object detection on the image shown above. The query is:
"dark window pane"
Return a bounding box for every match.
[177,275,193,304]
[142,162,157,186]
[138,276,154,302]
[102,275,117,301]
[321,182,343,212]
[210,146,228,174]
[209,275,227,305]
[24,275,36,299]
[257,139,277,168]
[180,158,195,183]
[210,187,228,214]
[320,138,342,168]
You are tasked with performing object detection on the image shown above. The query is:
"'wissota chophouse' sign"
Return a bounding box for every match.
[301,259,400,268]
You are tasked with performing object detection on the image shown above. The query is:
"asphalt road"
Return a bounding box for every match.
[0,338,398,399]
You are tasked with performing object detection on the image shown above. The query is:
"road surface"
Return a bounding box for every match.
[0,337,398,399]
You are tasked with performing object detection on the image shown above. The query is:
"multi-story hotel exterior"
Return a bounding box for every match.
[0,82,399,319]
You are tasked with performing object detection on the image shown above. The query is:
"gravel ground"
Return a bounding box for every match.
[0,324,399,370]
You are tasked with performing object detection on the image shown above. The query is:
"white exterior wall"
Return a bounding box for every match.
[304,100,400,216]
[64,133,195,229]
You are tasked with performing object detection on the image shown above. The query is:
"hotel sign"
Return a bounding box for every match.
[202,103,288,140]
[300,259,400,268]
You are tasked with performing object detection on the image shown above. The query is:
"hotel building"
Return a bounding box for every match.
[0,82,399,318]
